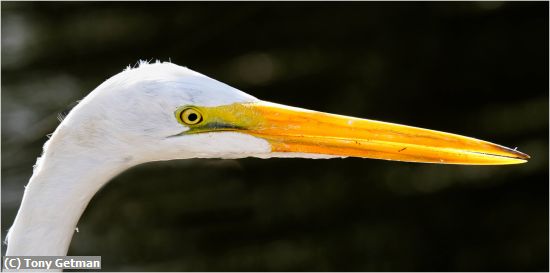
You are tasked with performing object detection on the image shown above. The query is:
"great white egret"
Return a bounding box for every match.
[5,62,529,259]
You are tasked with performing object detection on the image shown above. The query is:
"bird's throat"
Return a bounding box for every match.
[6,139,130,256]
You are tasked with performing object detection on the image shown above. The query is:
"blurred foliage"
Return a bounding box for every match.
[1,2,548,271]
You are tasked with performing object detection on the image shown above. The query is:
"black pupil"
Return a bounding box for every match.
[187,113,198,122]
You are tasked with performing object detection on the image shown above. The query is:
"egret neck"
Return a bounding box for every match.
[6,131,132,256]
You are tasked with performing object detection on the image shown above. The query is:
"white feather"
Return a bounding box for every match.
[6,62,333,256]
[6,62,335,259]
[5,59,530,270]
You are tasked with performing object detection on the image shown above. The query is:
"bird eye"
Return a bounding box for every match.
[179,108,203,125]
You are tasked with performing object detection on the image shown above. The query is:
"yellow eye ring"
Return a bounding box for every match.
[179,108,203,125]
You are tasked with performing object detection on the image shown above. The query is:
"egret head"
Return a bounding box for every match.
[60,61,528,166]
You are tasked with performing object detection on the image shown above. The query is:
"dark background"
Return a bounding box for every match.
[1,2,548,271]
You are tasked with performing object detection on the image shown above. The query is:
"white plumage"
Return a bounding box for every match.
[6,62,271,257]
[6,61,528,260]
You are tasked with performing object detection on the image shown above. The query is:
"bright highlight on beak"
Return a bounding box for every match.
[176,102,530,165]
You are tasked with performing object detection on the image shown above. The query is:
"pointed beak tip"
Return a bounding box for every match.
[499,150,530,165]
[501,147,530,161]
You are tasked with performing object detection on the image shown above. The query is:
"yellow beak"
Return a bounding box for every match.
[243,102,529,165]
[179,101,529,165]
